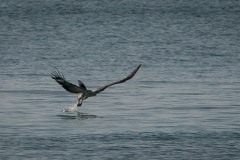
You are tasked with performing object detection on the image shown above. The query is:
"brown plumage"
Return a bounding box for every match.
[51,65,141,107]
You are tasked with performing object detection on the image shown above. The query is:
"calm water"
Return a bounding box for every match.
[0,0,240,159]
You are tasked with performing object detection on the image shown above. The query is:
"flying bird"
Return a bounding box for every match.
[50,65,141,108]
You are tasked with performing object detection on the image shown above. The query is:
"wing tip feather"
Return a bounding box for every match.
[50,68,65,80]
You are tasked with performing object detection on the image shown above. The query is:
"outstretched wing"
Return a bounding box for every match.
[94,64,141,94]
[50,68,86,94]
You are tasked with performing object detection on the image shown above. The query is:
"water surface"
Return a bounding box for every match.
[0,0,240,159]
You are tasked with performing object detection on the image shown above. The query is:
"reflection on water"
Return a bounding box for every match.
[57,112,100,120]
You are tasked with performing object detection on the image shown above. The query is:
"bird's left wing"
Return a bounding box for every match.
[50,68,86,94]
[94,64,141,94]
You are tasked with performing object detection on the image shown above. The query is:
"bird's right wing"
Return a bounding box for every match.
[50,68,86,94]
[94,65,141,94]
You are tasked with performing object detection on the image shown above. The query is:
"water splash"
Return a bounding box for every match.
[62,103,78,112]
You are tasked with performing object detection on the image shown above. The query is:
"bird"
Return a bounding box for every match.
[50,65,141,108]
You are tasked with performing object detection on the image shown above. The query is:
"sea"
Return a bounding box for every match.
[0,0,239,159]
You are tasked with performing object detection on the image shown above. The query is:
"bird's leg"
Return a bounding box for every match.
[77,100,83,107]
[77,94,84,107]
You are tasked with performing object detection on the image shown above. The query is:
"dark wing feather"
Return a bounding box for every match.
[78,80,87,90]
[50,68,86,94]
[94,65,141,94]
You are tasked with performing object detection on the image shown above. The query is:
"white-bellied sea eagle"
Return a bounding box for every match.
[50,65,141,108]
